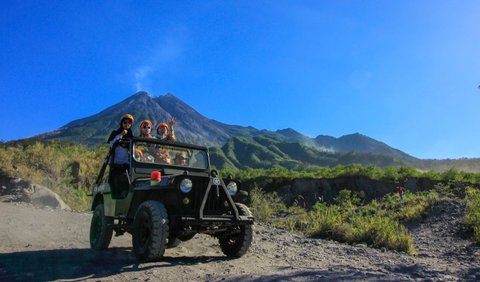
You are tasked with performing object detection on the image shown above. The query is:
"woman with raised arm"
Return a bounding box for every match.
[156,118,176,141]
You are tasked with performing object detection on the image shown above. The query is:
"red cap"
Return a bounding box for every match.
[150,171,161,181]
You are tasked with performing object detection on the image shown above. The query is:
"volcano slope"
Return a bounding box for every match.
[0,200,479,281]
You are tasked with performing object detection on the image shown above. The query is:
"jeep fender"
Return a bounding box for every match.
[91,193,104,211]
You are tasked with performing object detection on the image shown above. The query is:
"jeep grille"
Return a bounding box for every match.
[193,179,231,216]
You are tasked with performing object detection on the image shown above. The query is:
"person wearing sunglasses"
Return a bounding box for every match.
[107,114,134,146]
[156,118,176,141]
[136,119,157,163]
[138,120,155,138]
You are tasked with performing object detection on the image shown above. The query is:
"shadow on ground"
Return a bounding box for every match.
[0,248,226,281]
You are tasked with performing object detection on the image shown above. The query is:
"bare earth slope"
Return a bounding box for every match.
[0,201,479,281]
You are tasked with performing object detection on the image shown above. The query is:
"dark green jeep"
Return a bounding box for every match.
[89,137,254,262]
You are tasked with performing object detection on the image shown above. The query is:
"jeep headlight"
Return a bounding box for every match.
[226,181,238,196]
[179,178,193,193]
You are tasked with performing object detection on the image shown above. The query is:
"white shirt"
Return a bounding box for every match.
[109,133,129,165]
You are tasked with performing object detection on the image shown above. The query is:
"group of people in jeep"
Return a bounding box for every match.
[108,114,176,143]
[137,118,176,141]
[107,114,180,167]
[105,114,183,198]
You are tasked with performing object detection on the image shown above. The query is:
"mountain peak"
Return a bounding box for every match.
[276,128,302,137]
[158,92,185,104]
[133,91,151,98]
[343,132,365,138]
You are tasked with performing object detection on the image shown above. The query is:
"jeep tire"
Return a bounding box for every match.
[90,204,113,250]
[132,201,169,262]
[218,203,253,257]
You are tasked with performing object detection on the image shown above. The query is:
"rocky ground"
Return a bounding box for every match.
[0,197,479,281]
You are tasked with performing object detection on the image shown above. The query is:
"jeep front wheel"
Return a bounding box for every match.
[90,204,113,250]
[132,201,169,262]
[218,203,253,257]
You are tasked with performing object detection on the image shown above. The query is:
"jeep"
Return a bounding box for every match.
[89,137,254,262]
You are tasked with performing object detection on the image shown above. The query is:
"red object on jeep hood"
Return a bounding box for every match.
[150,171,161,181]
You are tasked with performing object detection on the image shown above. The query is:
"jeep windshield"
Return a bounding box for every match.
[132,139,208,170]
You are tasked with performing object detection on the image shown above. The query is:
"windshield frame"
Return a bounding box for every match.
[130,137,210,171]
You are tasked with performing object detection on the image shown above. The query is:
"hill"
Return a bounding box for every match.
[209,135,405,170]
[33,92,283,147]
[315,133,419,164]
[23,91,480,171]
[30,91,415,156]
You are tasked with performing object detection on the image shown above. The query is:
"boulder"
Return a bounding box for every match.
[0,170,70,210]
[29,184,71,210]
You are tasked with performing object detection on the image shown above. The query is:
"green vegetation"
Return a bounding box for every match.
[212,135,480,172]
[249,187,288,221]
[222,165,480,185]
[210,135,407,171]
[465,187,480,242]
[0,140,108,211]
[249,185,470,255]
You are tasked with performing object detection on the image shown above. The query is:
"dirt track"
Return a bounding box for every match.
[0,201,480,281]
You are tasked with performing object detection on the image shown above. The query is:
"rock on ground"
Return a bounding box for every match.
[0,172,70,210]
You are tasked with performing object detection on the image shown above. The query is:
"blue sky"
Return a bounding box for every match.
[1,1,479,159]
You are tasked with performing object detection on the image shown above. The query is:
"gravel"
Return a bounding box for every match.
[0,200,479,281]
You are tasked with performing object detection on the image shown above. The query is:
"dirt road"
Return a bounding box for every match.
[0,201,479,281]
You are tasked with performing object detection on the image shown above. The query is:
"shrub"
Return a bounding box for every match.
[349,215,415,254]
[334,189,361,211]
[272,198,415,254]
[0,140,107,211]
[465,187,480,242]
[249,187,287,221]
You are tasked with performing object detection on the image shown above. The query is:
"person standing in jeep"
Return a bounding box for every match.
[156,118,176,141]
[138,120,155,138]
[107,114,134,164]
[106,114,134,198]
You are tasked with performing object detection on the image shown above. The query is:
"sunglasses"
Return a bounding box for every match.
[122,120,132,124]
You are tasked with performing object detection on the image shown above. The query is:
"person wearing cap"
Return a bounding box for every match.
[156,118,176,141]
[107,114,134,164]
[136,119,157,163]
[107,114,134,198]
[138,120,155,138]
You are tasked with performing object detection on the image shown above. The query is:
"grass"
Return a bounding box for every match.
[249,187,288,221]
[465,187,480,242]
[0,140,107,211]
[249,187,463,255]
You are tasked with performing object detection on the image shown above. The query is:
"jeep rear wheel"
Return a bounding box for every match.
[132,201,169,262]
[90,204,113,250]
[219,203,253,257]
